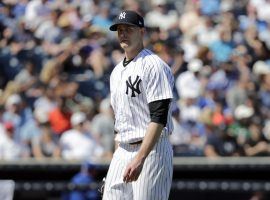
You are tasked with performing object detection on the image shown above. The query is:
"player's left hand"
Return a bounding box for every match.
[123,155,145,183]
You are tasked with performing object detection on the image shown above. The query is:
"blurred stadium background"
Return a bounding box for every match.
[2,157,270,200]
[1,0,270,199]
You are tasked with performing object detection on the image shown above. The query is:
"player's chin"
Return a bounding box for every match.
[120,42,129,49]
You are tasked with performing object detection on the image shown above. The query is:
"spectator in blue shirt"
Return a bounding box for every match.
[67,161,100,200]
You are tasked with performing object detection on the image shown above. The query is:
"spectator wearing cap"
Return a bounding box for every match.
[228,104,255,147]
[253,60,270,76]
[175,59,203,141]
[3,93,33,142]
[175,58,203,100]
[0,121,30,160]
[59,112,105,161]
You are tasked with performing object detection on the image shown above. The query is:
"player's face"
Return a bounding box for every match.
[117,24,143,51]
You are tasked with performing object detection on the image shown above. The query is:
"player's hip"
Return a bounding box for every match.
[115,128,172,144]
[116,136,172,156]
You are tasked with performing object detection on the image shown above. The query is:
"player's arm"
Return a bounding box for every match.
[123,99,171,182]
[137,99,171,159]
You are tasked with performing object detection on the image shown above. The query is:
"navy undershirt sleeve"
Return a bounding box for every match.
[148,99,171,126]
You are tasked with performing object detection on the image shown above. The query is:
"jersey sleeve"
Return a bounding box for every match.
[145,61,174,103]
[149,99,171,125]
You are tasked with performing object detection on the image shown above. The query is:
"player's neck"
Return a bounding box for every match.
[125,44,144,61]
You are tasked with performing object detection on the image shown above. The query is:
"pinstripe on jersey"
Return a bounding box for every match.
[110,49,174,144]
[102,137,173,200]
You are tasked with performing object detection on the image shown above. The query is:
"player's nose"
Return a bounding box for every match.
[118,30,127,38]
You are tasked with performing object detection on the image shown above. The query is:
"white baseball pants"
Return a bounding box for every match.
[102,137,173,200]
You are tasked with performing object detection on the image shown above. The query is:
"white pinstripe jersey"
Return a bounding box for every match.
[110,49,174,143]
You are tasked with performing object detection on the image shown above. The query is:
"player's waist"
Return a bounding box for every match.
[115,131,170,145]
[118,135,171,151]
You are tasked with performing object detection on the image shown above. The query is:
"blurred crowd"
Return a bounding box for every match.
[0,0,270,161]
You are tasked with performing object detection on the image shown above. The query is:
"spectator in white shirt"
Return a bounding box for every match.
[175,58,203,100]
[0,122,30,160]
[59,112,104,161]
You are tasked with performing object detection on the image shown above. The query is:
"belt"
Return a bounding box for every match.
[129,140,143,145]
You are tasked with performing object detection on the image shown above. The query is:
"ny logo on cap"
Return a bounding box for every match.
[119,12,126,20]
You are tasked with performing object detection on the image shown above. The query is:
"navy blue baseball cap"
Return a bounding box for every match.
[109,10,144,31]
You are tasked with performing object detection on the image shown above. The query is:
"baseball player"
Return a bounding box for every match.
[102,10,174,200]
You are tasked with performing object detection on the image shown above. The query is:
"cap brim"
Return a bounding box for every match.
[109,22,141,31]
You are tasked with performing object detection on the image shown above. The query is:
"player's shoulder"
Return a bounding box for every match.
[140,49,170,70]
[140,49,163,64]
[110,61,123,78]
[112,61,123,71]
